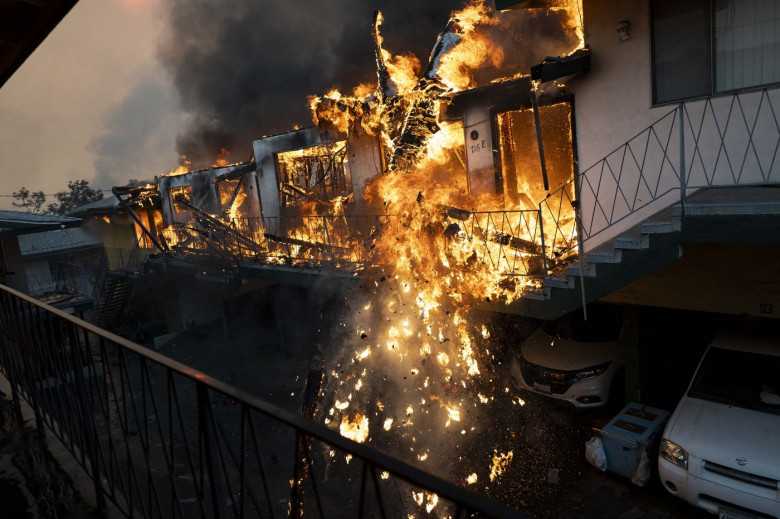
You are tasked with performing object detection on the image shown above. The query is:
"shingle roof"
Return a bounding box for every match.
[67,196,120,217]
[0,210,81,237]
[18,227,102,258]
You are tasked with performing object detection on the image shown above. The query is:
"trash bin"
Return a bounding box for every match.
[593,402,669,481]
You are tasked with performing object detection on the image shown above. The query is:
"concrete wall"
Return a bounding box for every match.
[569,0,672,251]
[603,243,780,319]
[173,278,224,330]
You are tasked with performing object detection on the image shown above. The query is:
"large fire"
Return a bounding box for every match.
[125,0,584,514]
[308,1,584,515]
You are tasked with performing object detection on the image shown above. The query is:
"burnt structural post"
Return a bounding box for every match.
[289,369,324,518]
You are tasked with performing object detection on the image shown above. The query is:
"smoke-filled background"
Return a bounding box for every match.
[156,0,577,168]
[0,0,576,206]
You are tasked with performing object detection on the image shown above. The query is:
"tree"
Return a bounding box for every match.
[12,187,47,213]
[47,180,104,215]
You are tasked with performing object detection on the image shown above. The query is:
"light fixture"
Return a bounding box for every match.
[617,21,631,41]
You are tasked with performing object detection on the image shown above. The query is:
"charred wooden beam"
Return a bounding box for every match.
[177,198,264,253]
[372,11,396,103]
[112,187,164,252]
[289,369,324,519]
[386,16,465,172]
[281,183,332,207]
[212,162,256,183]
[440,204,541,254]
[530,89,550,192]
[472,226,540,254]
[263,232,349,253]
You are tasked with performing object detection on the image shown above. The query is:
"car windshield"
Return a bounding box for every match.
[541,304,623,342]
[689,346,780,416]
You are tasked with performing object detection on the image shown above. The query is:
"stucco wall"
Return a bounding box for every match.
[570,0,780,251]
[569,0,678,251]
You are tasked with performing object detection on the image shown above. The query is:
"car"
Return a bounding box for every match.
[658,329,780,519]
[509,304,628,408]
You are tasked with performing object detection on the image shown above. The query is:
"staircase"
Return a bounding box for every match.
[505,186,780,320]
[90,245,151,327]
[92,272,134,327]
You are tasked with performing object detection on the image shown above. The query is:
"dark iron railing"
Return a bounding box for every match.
[241,214,390,268]
[18,266,92,301]
[542,87,780,258]
[444,210,546,277]
[0,283,527,519]
[164,210,552,279]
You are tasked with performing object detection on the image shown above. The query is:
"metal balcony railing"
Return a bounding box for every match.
[232,211,548,278]
[543,87,780,256]
[0,283,526,519]
[242,214,390,269]
[443,210,546,277]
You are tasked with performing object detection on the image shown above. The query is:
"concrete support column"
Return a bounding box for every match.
[623,304,641,403]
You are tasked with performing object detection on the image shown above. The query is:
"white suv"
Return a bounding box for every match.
[509,304,627,408]
[658,330,780,519]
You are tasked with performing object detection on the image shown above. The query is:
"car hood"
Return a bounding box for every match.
[520,328,622,371]
[667,396,780,479]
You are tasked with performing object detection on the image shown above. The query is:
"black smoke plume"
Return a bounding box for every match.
[157,0,577,167]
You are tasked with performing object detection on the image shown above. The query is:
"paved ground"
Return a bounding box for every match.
[0,285,717,518]
[145,288,713,519]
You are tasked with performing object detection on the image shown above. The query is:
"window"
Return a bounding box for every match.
[652,0,780,104]
[276,141,351,209]
[169,186,192,213]
[689,347,780,416]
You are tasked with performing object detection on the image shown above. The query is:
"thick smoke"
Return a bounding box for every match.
[157,0,460,167]
[157,0,577,168]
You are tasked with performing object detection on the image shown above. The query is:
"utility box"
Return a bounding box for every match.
[593,402,669,479]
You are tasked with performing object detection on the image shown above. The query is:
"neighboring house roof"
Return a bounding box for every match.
[0,210,81,237]
[18,227,101,259]
[68,196,121,217]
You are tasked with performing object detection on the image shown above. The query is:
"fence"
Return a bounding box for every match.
[18,266,92,301]
[543,87,780,255]
[0,283,526,519]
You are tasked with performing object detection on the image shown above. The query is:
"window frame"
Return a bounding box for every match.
[650,0,780,106]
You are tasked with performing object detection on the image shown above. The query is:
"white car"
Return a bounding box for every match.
[659,330,780,519]
[509,304,627,408]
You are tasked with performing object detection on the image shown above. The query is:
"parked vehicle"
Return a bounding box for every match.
[658,330,780,519]
[509,304,627,408]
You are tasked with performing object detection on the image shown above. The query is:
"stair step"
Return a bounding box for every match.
[587,249,622,264]
[544,276,574,289]
[523,286,551,301]
[640,218,681,234]
[566,263,597,278]
[613,235,650,250]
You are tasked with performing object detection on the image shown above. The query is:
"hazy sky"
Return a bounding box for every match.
[0,0,181,209]
[0,0,575,211]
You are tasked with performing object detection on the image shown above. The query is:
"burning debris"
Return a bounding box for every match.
[108,2,585,514]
